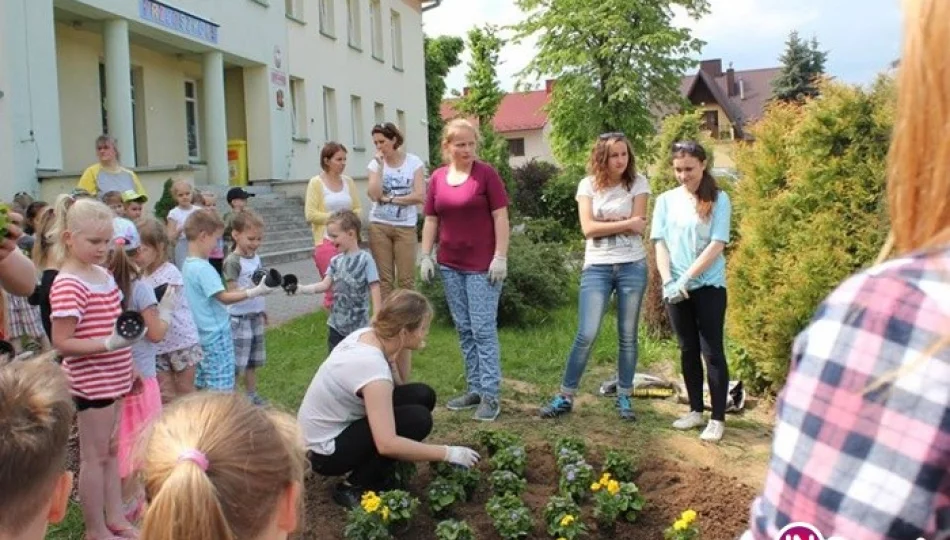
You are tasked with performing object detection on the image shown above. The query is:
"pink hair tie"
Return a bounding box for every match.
[115,237,126,246]
[177,449,209,472]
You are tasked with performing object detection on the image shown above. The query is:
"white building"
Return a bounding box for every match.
[0,0,437,204]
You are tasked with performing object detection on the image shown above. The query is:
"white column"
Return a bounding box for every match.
[103,19,135,166]
[202,51,228,185]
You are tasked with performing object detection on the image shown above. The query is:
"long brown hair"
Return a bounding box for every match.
[139,393,305,540]
[31,205,58,270]
[107,244,139,310]
[587,135,637,191]
[671,141,719,221]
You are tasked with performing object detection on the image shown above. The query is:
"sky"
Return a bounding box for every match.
[422,0,902,95]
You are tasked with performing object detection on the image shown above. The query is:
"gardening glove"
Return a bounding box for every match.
[488,255,507,284]
[674,273,693,296]
[246,278,277,299]
[157,285,181,324]
[443,445,480,468]
[419,254,436,284]
[662,279,687,305]
[296,282,323,295]
[104,327,145,352]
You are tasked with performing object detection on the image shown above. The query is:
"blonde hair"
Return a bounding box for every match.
[440,119,479,164]
[230,209,265,234]
[326,209,361,243]
[31,205,58,270]
[49,195,113,264]
[101,191,122,207]
[372,289,432,339]
[183,209,224,241]
[171,178,193,197]
[136,217,170,273]
[0,356,74,536]
[139,393,306,540]
[887,0,950,255]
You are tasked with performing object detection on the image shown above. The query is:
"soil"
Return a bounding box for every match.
[295,441,757,540]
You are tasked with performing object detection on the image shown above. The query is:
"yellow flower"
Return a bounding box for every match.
[380,506,390,522]
[606,480,620,495]
[559,514,575,527]
[599,473,611,484]
[361,491,378,503]
[362,497,381,513]
[674,519,688,531]
[681,509,697,523]
[591,482,601,492]
[558,538,567,540]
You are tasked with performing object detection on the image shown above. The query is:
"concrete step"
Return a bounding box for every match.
[260,246,313,266]
[258,236,313,254]
[265,220,312,234]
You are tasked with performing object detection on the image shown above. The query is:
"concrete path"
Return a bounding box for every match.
[263,257,325,326]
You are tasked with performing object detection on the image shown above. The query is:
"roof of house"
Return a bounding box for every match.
[439,60,782,135]
[440,89,550,133]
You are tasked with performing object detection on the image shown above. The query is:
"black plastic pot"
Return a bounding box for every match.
[0,340,15,361]
[154,283,168,302]
[251,269,267,285]
[281,273,299,294]
[115,311,146,340]
[264,268,282,287]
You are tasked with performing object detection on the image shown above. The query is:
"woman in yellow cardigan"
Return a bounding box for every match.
[76,135,147,199]
[305,142,362,309]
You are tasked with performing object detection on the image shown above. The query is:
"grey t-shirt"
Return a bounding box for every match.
[327,250,379,336]
[96,169,137,196]
[129,280,158,379]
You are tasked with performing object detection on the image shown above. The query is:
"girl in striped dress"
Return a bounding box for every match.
[49,196,144,540]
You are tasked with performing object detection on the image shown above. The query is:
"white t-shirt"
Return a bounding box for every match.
[575,174,651,268]
[297,328,393,455]
[142,262,200,354]
[322,176,355,239]
[367,153,424,227]
[167,206,199,231]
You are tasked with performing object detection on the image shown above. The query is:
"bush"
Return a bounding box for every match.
[727,77,894,393]
[154,178,176,222]
[418,234,573,327]
[478,128,516,204]
[540,164,584,234]
[519,217,573,245]
[512,159,559,218]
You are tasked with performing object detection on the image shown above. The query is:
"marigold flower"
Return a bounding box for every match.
[381,506,390,522]
[560,514,575,527]
[606,480,620,495]
[361,496,381,513]
[591,482,601,492]
[682,509,697,523]
[674,519,687,531]
[599,473,611,484]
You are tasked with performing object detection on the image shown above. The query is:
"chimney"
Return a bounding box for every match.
[699,59,723,77]
[739,78,746,100]
[463,87,471,96]
[726,64,736,97]
[545,79,556,94]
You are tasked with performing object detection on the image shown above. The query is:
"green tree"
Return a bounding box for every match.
[424,35,465,167]
[772,31,828,103]
[455,25,505,128]
[512,0,710,166]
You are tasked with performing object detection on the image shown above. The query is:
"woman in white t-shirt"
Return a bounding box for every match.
[539,133,651,422]
[297,290,479,508]
[366,122,426,300]
[305,142,363,309]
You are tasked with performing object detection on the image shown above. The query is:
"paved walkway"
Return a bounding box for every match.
[264,257,325,326]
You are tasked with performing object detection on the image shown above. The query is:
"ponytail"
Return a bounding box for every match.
[141,463,235,540]
[31,206,57,270]
[107,247,139,310]
[372,289,432,339]
[695,172,720,222]
[48,195,72,267]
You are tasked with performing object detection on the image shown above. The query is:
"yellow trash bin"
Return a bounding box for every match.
[227,140,248,186]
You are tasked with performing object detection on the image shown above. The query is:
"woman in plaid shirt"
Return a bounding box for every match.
[746,1,950,538]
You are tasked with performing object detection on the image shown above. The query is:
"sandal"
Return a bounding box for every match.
[106,523,139,539]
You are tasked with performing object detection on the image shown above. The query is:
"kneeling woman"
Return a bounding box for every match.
[297,290,480,507]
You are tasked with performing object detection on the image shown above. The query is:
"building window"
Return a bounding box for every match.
[390,10,403,70]
[323,86,338,141]
[319,0,335,37]
[350,95,364,149]
[396,109,406,141]
[290,78,307,138]
[98,63,142,166]
[346,0,362,49]
[374,102,385,124]
[370,0,383,60]
[508,137,525,157]
[285,0,303,20]
[184,80,200,160]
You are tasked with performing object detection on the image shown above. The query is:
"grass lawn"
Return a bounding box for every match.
[47,306,773,539]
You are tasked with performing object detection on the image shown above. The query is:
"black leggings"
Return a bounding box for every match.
[666,286,729,421]
[308,383,436,488]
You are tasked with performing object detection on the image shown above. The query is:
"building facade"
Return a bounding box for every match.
[0,0,433,203]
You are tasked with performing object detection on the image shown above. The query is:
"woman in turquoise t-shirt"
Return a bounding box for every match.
[652,141,732,442]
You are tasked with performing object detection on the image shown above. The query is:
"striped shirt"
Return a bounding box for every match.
[50,268,133,400]
[747,247,950,540]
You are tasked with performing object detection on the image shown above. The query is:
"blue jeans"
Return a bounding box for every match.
[561,261,648,395]
[440,266,503,397]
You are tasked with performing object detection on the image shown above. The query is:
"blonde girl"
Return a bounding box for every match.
[27,205,59,339]
[139,392,305,540]
[165,179,198,269]
[48,196,144,540]
[746,1,950,538]
[107,217,178,522]
[135,218,201,402]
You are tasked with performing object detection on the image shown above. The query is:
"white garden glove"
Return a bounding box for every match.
[157,285,181,324]
[443,445,481,468]
[488,255,507,284]
[296,282,323,295]
[246,278,277,299]
[104,327,144,352]
[662,279,687,305]
[420,254,436,284]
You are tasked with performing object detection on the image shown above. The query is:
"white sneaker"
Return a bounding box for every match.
[700,420,725,442]
[672,411,705,430]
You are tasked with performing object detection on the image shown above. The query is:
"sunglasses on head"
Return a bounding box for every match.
[672,141,701,153]
[598,132,626,140]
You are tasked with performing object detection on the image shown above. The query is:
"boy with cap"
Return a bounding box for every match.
[121,190,148,222]
[223,187,254,252]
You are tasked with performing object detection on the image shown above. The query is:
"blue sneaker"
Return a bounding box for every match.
[616,394,636,421]
[247,392,267,406]
[539,394,573,418]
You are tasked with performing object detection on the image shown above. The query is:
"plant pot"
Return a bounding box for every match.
[264,268,282,287]
[0,340,15,361]
[115,311,146,340]
[153,283,168,302]
[281,273,299,294]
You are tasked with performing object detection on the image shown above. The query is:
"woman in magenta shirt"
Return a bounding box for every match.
[419,119,510,422]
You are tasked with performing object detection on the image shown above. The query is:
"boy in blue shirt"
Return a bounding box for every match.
[182,209,275,391]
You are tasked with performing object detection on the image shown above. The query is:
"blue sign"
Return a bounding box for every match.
[140,0,219,44]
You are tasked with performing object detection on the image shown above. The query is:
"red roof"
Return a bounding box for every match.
[440,89,550,133]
